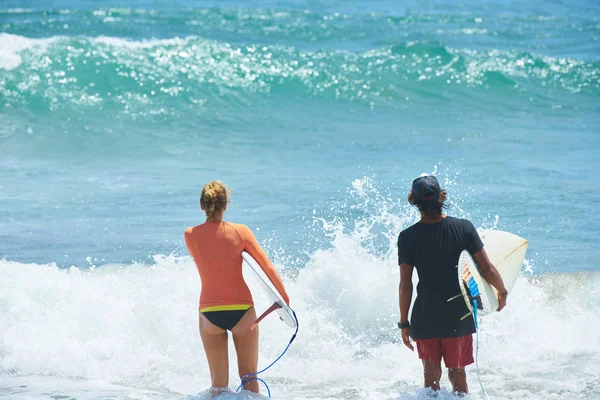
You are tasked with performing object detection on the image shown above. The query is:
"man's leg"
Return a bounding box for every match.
[442,335,474,395]
[448,368,468,394]
[422,359,442,390]
[416,338,443,390]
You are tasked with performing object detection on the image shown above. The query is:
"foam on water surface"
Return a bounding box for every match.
[1,179,599,399]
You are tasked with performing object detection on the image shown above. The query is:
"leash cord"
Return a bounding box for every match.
[236,309,299,397]
[473,300,487,398]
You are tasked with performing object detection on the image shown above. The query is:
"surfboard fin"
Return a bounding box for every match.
[447,294,462,302]
[250,302,282,330]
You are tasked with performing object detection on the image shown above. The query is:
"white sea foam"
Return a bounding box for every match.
[0,34,191,70]
[2,8,34,14]
[0,177,599,399]
[0,34,56,70]
[91,35,190,49]
[1,246,599,398]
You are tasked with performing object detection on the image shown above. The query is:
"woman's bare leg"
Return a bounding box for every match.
[231,307,259,393]
[199,312,229,390]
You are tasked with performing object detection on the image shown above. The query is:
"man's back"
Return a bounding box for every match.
[398,216,483,339]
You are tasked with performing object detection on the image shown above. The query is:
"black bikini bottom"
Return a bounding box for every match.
[202,308,252,331]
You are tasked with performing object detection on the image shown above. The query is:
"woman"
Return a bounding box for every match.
[184,181,290,396]
[397,174,507,395]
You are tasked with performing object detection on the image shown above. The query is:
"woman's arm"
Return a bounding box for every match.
[238,225,290,305]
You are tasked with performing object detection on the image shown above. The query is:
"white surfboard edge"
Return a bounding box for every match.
[241,251,296,328]
[458,229,529,317]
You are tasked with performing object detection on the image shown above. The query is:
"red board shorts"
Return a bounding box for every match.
[415,335,474,369]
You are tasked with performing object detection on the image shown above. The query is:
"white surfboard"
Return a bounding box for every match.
[458,230,528,317]
[241,251,296,329]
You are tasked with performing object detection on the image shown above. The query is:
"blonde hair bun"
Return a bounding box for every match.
[200,181,230,219]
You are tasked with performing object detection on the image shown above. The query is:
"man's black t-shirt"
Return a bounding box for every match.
[397,216,484,339]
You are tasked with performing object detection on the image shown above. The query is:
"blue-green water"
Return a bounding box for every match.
[1,1,599,399]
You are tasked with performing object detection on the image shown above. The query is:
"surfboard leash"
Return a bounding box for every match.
[468,279,489,399]
[449,277,488,398]
[236,309,299,398]
[472,299,488,398]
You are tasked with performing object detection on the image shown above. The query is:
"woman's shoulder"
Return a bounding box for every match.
[184,223,211,235]
[223,221,242,229]
[184,225,201,237]
[224,221,251,237]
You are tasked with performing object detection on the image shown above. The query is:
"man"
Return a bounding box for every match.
[397,174,508,394]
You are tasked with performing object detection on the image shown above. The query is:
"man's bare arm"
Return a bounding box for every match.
[472,248,508,311]
[399,263,414,350]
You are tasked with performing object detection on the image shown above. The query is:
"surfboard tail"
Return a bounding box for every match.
[250,302,282,330]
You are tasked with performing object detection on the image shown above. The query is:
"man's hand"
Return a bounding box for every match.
[401,327,414,351]
[496,290,508,311]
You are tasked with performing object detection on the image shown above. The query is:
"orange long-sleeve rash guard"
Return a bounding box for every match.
[184,221,290,310]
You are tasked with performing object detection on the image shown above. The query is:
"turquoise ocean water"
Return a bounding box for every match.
[1,1,599,399]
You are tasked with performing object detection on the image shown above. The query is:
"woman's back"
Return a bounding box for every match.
[185,221,252,310]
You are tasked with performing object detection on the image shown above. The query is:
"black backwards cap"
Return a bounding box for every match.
[411,174,441,203]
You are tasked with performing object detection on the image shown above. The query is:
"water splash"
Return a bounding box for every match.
[0,177,599,399]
